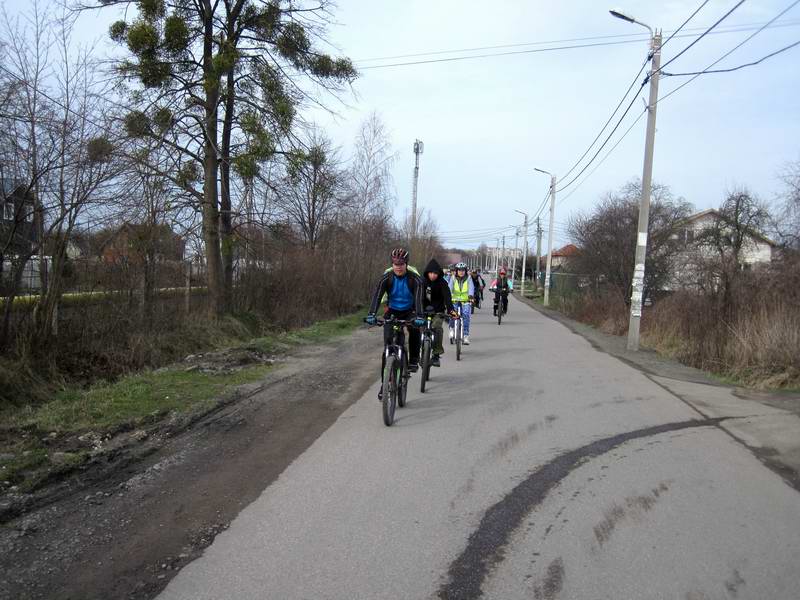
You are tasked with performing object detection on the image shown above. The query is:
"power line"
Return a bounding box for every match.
[555,80,645,194]
[657,0,800,104]
[662,38,800,76]
[657,0,712,51]
[558,57,649,183]
[358,19,800,70]
[556,0,709,191]
[356,19,800,65]
[656,0,747,74]
[557,109,647,207]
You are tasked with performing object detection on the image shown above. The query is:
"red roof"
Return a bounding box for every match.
[552,244,579,257]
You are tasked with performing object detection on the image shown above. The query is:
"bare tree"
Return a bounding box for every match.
[776,159,800,250]
[568,180,693,303]
[279,129,344,250]
[0,4,122,350]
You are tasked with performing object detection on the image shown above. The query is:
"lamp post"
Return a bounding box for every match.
[610,8,662,351]
[534,168,556,307]
[514,209,529,298]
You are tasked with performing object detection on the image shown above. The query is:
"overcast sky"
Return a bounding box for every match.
[6,0,800,250]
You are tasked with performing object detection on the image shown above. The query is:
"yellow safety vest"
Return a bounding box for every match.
[452,277,470,302]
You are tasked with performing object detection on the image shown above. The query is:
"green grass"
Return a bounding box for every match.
[0,310,363,491]
[3,310,363,435]
[8,365,273,434]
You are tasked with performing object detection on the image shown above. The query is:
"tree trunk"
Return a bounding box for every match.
[201,6,224,319]
[219,67,235,312]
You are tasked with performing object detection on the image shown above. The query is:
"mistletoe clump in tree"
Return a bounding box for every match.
[100,0,356,316]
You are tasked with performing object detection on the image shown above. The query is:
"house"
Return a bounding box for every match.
[1,179,37,256]
[550,244,580,270]
[668,208,778,289]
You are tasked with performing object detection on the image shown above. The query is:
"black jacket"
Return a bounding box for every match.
[422,259,454,314]
[368,268,424,315]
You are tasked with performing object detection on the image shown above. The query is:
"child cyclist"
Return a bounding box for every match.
[448,262,474,345]
[421,258,457,367]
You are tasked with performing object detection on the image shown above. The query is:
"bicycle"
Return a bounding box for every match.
[449,302,468,361]
[492,289,509,325]
[366,315,414,426]
[420,308,452,393]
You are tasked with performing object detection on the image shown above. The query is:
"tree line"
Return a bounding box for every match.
[0,1,432,375]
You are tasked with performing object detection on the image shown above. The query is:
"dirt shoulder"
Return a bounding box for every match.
[0,326,381,600]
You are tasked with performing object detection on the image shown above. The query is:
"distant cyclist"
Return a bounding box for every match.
[422,258,457,367]
[449,262,475,345]
[490,267,513,317]
[470,269,485,309]
[367,248,425,390]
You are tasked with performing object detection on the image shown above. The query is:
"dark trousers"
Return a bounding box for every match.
[381,309,421,379]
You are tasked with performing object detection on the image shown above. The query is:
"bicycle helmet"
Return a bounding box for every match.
[455,262,467,270]
[390,247,409,263]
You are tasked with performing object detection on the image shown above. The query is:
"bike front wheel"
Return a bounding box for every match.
[382,358,398,426]
[456,320,462,361]
[420,337,431,393]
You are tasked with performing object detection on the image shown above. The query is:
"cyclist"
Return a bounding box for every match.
[470,268,485,309]
[422,258,457,367]
[367,248,425,388]
[490,267,513,317]
[448,262,474,345]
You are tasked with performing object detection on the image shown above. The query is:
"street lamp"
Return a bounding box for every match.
[534,168,556,307]
[609,9,653,35]
[610,8,662,351]
[514,209,529,298]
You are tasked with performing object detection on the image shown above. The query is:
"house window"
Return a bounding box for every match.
[685,229,694,243]
[3,202,15,221]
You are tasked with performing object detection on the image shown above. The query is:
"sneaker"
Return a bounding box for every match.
[378,388,383,402]
[431,354,441,367]
[464,335,470,345]
[449,329,455,341]
[408,362,419,373]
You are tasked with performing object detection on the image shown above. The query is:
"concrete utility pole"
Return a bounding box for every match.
[610,10,661,351]
[501,235,506,270]
[535,168,557,307]
[535,217,542,289]
[411,139,424,237]
[515,210,528,297]
[511,228,519,286]
[495,237,500,272]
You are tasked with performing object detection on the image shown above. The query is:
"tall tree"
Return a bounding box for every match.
[96,0,356,316]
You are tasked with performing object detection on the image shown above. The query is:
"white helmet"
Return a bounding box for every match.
[455,262,467,270]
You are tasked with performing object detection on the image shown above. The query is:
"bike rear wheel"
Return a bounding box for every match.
[498,305,502,325]
[382,358,397,426]
[420,337,431,393]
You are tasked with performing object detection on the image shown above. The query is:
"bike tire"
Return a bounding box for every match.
[456,320,462,361]
[498,306,502,325]
[382,358,397,426]
[420,338,431,393]
[398,359,408,408]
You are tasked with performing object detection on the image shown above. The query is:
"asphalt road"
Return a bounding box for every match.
[158,295,800,600]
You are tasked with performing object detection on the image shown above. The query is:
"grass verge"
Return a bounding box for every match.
[0,310,363,492]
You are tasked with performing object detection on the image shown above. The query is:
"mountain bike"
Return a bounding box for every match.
[450,302,467,361]
[367,316,414,426]
[420,308,451,393]
[493,290,508,325]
